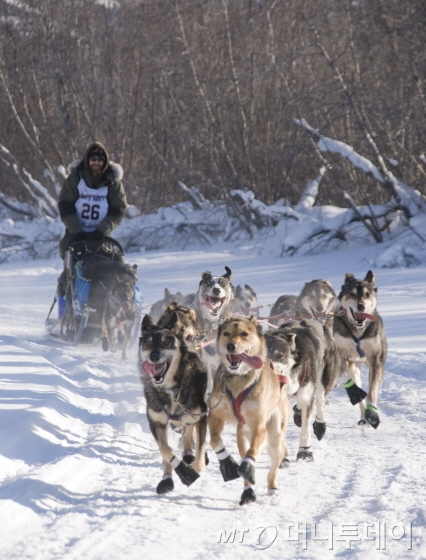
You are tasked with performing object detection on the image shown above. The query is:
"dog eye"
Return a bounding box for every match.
[219,279,226,287]
[180,326,186,332]
[365,292,370,298]
[241,332,249,337]
[350,293,357,299]
[223,331,229,337]
[144,340,152,349]
[163,339,172,347]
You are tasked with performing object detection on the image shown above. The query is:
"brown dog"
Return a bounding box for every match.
[208,316,290,506]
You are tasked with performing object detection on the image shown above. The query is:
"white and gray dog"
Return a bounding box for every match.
[188,266,234,393]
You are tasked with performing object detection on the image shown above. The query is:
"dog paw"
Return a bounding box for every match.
[344,380,367,405]
[156,477,174,494]
[101,337,109,352]
[183,453,195,465]
[293,405,302,428]
[357,417,368,426]
[364,405,380,429]
[174,460,200,486]
[313,420,326,441]
[237,458,256,484]
[205,451,209,466]
[296,448,314,462]
[219,455,240,482]
[279,457,290,469]
[239,487,256,506]
[117,331,124,344]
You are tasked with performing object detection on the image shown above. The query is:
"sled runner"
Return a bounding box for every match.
[46,237,143,352]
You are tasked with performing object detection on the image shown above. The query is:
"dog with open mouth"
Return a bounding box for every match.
[189,266,234,394]
[334,271,387,429]
[139,312,208,494]
[265,319,340,462]
[208,316,290,506]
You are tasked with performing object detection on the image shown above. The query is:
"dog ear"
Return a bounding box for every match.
[163,310,179,330]
[245,284,256,297]
[201,271,212,285]
[165,288,171,297]
[364,270,375,285]
[222,266,232,281]
[142,314,155,333]
[235,285,242,297]
[165,302,178,312]
[344,273,355,285]
[188,308,197,322]
[287,333,297,352]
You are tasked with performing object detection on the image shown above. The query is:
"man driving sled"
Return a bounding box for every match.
[57,142,127,302]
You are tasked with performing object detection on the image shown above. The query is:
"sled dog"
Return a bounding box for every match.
[334,271,387,429]
[149,288,187,324]
[189,266,234,393]
[265,319,340,461]
[139,313,208,494]
[208,316,290,506]
[269,279,337,327]
[82,258,138,359]
[231,284,259,317]
[157,302,199,349]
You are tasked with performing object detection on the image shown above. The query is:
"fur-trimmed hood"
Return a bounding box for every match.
[66,141,124,181]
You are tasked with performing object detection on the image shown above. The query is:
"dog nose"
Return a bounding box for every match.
[150,351,160,362]
[317,305,324,312]
[213,287,221,295]
[227,342,236,353]
[357,303,365,312]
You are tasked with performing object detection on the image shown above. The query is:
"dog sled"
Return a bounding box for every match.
[45,237,143,352]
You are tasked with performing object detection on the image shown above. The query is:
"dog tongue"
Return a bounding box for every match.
[141,361,164,376]
[354,312,376,322]
[239,353,263,369]
[201,301,215,311]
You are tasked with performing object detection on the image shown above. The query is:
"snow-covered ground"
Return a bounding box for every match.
[0,244,425,559]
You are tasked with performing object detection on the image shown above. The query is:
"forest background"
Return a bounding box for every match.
[1,0,425,223]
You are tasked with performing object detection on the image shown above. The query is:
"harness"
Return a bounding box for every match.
[225,378,259,425]
[337,309,376,358]
[150,384,194,422]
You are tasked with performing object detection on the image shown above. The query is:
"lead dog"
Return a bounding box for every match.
[334,271,387,428]
[265,319,340,462]
[188,267,234,393]
[139,313,208,494]
[208,316,290,506]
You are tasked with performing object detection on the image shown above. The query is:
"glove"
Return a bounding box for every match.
[72,231,87,243]
[87,229,105,240]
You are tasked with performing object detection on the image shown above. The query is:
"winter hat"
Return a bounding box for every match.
[88,146,106,161]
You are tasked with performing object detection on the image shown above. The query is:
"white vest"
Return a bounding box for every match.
[74,179,109,232]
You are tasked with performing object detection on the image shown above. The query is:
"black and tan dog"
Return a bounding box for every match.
[157,302,199,349]
[101,264,138,359]
[334,271,387,429]
[265,320,340,462]
[208,316,289,506]
[139,313,208,494]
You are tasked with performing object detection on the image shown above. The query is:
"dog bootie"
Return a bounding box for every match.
[364,405,380,429]
[293,405,302,428]
[237,457,256,484]
[344,379,367,405]
[313,419,326,441]
[297,447,314,462]
[239,487,256,506]
[101,337,109,352]
[219,455,240,482]
[279,457,290,469]
[156,476,174,494]
[173,459,200,486]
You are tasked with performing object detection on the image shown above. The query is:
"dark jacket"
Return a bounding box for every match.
[58,142,127,258]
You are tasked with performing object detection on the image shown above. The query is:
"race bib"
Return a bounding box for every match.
[74,179,109,232]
